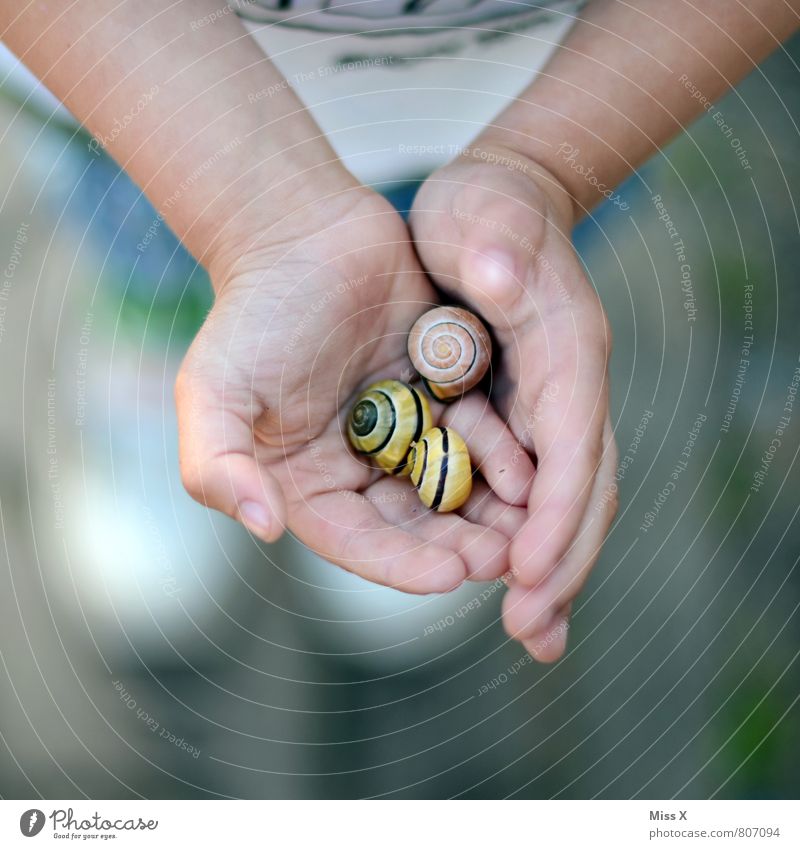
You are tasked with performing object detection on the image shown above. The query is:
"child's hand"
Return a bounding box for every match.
[410,146,618,657]
[175,186,534,593]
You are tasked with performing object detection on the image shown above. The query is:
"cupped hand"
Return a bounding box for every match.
[175,185,535,593]
[410,145,618,658]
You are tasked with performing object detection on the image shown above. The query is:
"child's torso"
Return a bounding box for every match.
[236,0,585,184]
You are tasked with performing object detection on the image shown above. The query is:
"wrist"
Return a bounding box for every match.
[205,172,381,296]
[477,97,634,221]
[201,151,364,294]
[458,138,578,227]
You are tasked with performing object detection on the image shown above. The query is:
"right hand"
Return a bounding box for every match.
[175,184,535,593]
[410,145,617,656]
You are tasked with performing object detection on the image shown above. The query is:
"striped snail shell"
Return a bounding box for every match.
[408,306,492,402]
[408,426,472,512]
[347,379,432,476]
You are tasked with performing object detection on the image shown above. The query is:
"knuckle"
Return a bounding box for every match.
[179,459,206,504]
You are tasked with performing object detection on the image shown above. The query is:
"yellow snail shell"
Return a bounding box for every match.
[408,426,472,512]
[408,306,492,402]
[347,379,432,476]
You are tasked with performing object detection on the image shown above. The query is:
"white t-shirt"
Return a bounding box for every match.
[235,0,585,184]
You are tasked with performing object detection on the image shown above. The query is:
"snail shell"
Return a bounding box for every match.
[408,306,492,402]
[347,379,432,476]
[408,426,472,512]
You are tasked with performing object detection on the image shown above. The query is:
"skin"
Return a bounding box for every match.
[3,0,797,660]
[411,0,799,659]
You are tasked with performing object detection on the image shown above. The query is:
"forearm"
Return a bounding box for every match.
[478,0,799,217]
[1,0,357,278]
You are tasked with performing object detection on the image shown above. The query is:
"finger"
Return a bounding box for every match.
[410,163,552,325]
[521,603,572,664]
[439,390,535,507]
[293,487,467,594]
[460,480,528,541]
[454,191,546,324]
[175,366,287,543]
[503,420,618,638]
[364,476,510,582]
[510,312,611,587]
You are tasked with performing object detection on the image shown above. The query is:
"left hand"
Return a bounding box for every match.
[410,143,619,661]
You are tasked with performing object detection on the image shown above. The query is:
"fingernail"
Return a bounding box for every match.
[239,499,272,538]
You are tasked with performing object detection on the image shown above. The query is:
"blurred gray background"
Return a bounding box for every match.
[0,32,798,800]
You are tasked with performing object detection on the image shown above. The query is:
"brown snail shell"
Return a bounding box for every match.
[408,306,492,402]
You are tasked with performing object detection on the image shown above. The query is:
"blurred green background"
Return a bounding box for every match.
[0,32,797,800]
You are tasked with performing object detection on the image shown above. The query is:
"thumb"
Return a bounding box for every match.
[412,172,551,326]
[456,196,544,326]
[174,365,287,543]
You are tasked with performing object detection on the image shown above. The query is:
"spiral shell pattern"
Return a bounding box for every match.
[408,426,472,512]
[347,379,432,476]
[408,306,492,401]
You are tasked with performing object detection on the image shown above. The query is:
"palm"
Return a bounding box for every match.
[177,191,531,593]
